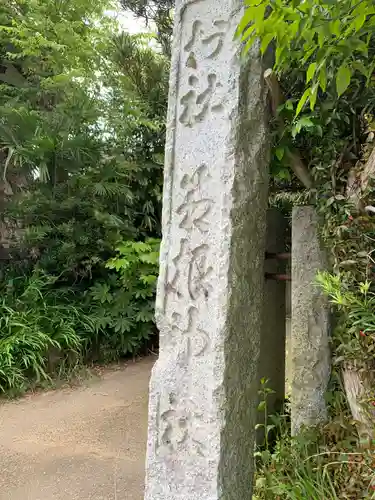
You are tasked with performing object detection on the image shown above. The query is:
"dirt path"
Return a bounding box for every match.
[0,357,154,500]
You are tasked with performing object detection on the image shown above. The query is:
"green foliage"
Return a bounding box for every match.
[239,0,375,193]
[0,0,168,391]
[0,272,92,394]
[88,238,160,359]
[238,2,375,494]
[317,272,375,367]
[239,0,375,112]
[254,387,375,499]
[0,237,160,393]
[256,377,277,451]
[315,195,375,373]
[238,2,375,357]
[254,427,375,499]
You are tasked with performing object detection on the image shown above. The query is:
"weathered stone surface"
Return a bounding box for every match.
[291,206,330,435]
[144,0,270,498]
[258,209,287,423]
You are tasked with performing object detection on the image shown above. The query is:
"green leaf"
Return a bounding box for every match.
[257,400,266,412]
[306,62,317,83]
[266,424,276,434]
[236,9,253,37]
[277,168,291,181]
[260,450,271,462]
[285,99,294,111]
[260,33,274,54]
[317,28,325,48]
[352,61,368,78]
[275,147,285,161]
[319,65,327,92]
[336,64,351,96]
[296,88,310,116]
[354,14,366,32]
[242,34,257,57]
[292,116,314,137]
[240,25,255,43]
[330,19,341,37]
[255,477,266,488]
[310,84,318,110]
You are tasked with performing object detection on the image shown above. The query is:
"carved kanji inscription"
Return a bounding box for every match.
[179,18,229,127]
[177,163,213,233]
[184,20,228,59]
[179,73,223,127]
[157,393,206,457]
[166,164,213,301]
[168,239,213,301]
[170,306,210,366]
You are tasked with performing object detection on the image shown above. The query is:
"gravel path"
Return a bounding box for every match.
[0,357,154,500]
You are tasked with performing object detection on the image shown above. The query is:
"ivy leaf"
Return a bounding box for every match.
[336,64,351,96]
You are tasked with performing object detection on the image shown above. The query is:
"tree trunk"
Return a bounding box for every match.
[342,363,375,446]
[345,145,375,445]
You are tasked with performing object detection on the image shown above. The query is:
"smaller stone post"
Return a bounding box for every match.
[291,206,330,435]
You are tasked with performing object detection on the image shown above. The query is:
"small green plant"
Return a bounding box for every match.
[255,377,277,453]
[317,271,375,367]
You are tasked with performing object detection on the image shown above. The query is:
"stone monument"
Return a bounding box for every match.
[144,0,270,498]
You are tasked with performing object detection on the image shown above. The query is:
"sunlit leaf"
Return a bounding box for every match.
[306,62,317,83]
[296,88,310,116]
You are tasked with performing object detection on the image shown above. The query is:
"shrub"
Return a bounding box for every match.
[87,238,160,360]
[0,273,92,393]
[0,238,160,393]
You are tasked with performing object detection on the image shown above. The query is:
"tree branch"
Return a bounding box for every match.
[264,68,313,189]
